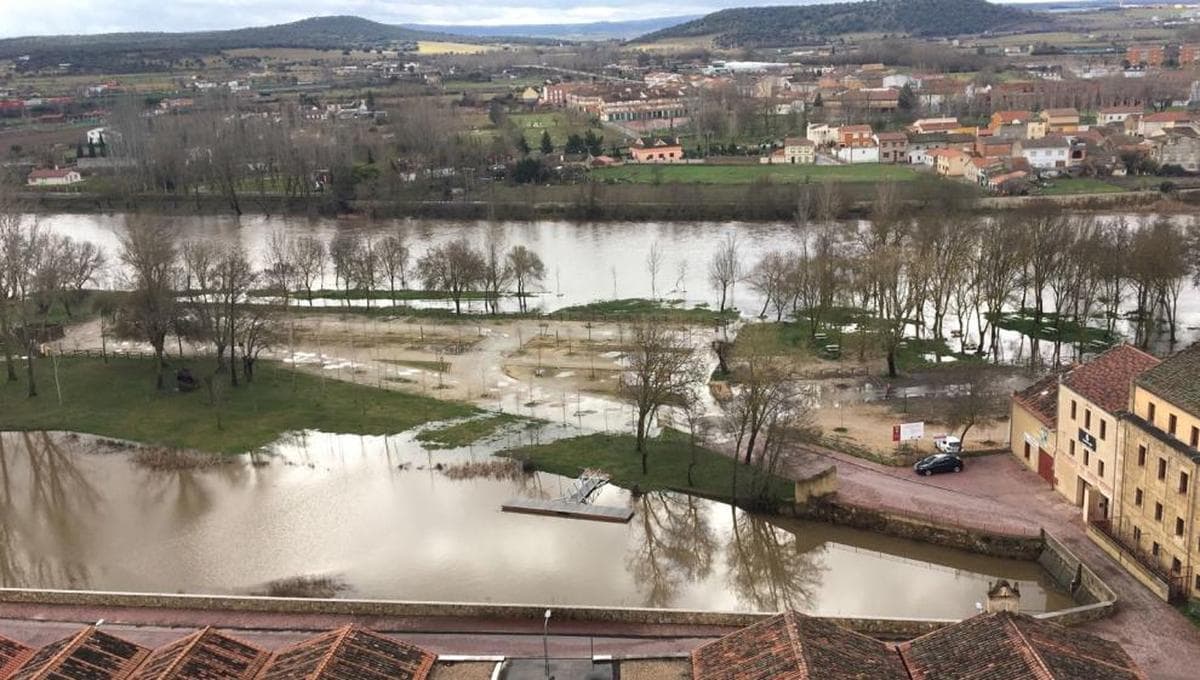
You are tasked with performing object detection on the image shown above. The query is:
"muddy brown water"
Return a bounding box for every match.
[0,430,1071,617]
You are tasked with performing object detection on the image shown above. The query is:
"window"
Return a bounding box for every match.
[1139,445,1147,466]
[1149,402,1157,423]
[1084,450,1090,466]
[1177,518,1186,536]
[1085,409,1092,430]
[1156,502,1164,521]
[1071,400,1077,420]
[1182,472,1190,494]
[1100,420,1107,440]
[1153,541,1160,556]
[1136,488,1144,506]
[1159,458,1168,481]
[1194,575,1199,591]
[1070,440,1076,457]
[1024,442,1031,460]
[1192,427,1199,449]
[1099,460,1105,478]
[1170,414,1178,436]
[1173,557,1183,573]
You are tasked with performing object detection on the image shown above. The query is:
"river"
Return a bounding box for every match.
[0,430,1071,618]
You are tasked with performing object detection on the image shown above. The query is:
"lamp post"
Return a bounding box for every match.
[543,609,552,679]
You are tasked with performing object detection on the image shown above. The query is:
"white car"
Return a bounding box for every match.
[934,435,962,454]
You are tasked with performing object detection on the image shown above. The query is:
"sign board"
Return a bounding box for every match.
[893,421,925,442]
[1078,428,1097,451]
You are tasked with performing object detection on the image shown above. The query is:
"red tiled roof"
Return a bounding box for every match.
[1013,373,1060,427]
[690,611,909,680]
[994,110,1033,123]
[27,168,78,179]
[0,636,33,678]
[1061,344,1160,415]
[1143,111,1193,123]
[257,625,435,680]
[128,627,267,680]
[1043,108,1080,119]
[841,124,873,134]
[899,612,1146,680]
[9,627,149,680]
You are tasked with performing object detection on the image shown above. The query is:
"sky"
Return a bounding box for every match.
[0,0,1070,38]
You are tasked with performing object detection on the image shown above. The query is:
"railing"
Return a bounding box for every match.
[1091,517,1193,602]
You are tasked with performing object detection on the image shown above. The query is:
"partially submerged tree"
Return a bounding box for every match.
[417,237,486,315]
[506,245,545,313]
[708,232,741,313]
[619,322,705,473]
[118,217,178,390]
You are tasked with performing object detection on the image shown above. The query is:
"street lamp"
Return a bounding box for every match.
[543,609,553,679]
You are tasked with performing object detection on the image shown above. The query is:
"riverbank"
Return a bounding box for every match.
[18,183,1200,222]
[0,357,474,453]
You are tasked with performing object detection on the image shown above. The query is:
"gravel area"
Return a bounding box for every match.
[619,659,691,679]
[431,661,498,680]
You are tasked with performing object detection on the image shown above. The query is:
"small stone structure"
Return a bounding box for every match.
[986,580,1021,613]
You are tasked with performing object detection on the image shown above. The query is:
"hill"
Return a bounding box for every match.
[0,16,532,72]
[635,0,1046,48]
[407,16,701,41]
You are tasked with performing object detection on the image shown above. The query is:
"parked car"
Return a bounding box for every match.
[934,435,962,454]
[914,453,964,476]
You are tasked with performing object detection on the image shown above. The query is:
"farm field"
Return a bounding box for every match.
[591,163,925,184]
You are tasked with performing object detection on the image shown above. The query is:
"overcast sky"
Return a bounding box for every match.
[0,0,1059,38]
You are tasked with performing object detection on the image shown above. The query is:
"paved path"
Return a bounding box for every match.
[787,444,1200,680]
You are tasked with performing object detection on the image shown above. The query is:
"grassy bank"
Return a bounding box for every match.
[503,432,794,503]
[416,413,527,449]
[552,298,737,324]
[990,308,1118,350]
[591,163,923,184]
[0,357,474,453]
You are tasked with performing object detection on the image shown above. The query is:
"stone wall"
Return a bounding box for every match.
[1085,523,1170,601]
[1038,530,1119,622]
[793,465,838,504]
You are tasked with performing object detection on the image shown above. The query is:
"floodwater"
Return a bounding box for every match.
[0,430,1072,618]
[36,212,1200,358]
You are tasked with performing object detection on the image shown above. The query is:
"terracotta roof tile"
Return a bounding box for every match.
[256,625,436,680]
[1014,373,1060,426]
[8,627,150,680]
[1136,342,1200,419]
[129,627,268,680]
[690,611,908,680]
[899,612,1145,680]
[0,635,34,677]
[1061,344,1160,414]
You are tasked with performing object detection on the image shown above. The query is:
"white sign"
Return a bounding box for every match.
[897,421,924,442]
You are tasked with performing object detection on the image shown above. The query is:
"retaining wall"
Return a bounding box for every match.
[1085,523,1170,601]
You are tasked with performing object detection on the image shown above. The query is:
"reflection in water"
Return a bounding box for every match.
[726,510,823,612]
[628,493,717,607]
[0,431,1073,618]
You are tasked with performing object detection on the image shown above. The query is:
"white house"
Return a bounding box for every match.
[1014,136,1071,170]
[835,144,879,164]
[760,137,815,164]
[86,127,108,145]
[27,168,83,186]
[1098,106,1142,126]
[805,123,838,147]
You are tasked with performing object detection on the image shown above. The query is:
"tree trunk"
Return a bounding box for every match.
[887,347,898,378]
[155,346,166,391]
[636,409,649,474]
[25,341,36,398]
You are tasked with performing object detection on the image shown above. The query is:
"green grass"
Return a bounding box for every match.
[590,163,923,185]
[280,289,499,301]
[502,431,794,504]
[0,357,474,454]
[990,309,1118,350]
[1177,600,1200,629]
[1036,178,1125,196]
[509,111,598,148]
[416,413,527,449]
[552,298,737,324]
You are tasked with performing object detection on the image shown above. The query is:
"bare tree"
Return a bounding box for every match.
[619,322,705,472]
[945,365,1003,442]
[481,227,512,314]
[708,233,742,313]
[378,231,411,301]
[646,240,664,300]
[747,251,793,321]
[417,238,486,315]
[291,235,326,306]
[507,245,546,313]
[118,217,178,390]
[329,230,361,304]
[351,233,379,308]
[263,229,297,304]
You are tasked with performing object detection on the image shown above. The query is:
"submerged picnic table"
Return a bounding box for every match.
[502,472,634,523]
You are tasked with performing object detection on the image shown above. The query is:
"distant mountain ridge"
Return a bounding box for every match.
[636,0,1046,48]
[407,16,700,41]
[0,16,542,66]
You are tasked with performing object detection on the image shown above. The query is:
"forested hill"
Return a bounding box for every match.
[635,0,1046,48]
[0,16,532,70]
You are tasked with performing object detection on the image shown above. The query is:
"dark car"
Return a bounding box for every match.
[914,453,964,476]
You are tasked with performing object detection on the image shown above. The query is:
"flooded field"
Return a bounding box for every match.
[0,430,1072,618]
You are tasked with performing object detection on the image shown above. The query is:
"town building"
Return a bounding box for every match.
[834,141,879,164]
[906,132,972,165]
[628,137,683,163]
[805,122,839,147]
[838,124,873,148]
[1041,108,1081,134]
[26,168,83,186]
[989,110,1035,133]
[1181,44,1200,65]
[874,132,908,163]
[1138,111,1194,138]
[1099,105,1145,126]
[1151,127,1200,172]
[1106,344,1200,600]
[1013,136,1073,170]
[780,137,815,164]
[1127,44,1166,67]
[909,117,959,134]
[1011,374,1060,486]
[928,148,970,177]
[1053,344,1161,523]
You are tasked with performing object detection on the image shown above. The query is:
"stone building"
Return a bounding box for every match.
[1010,373,1059,486]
